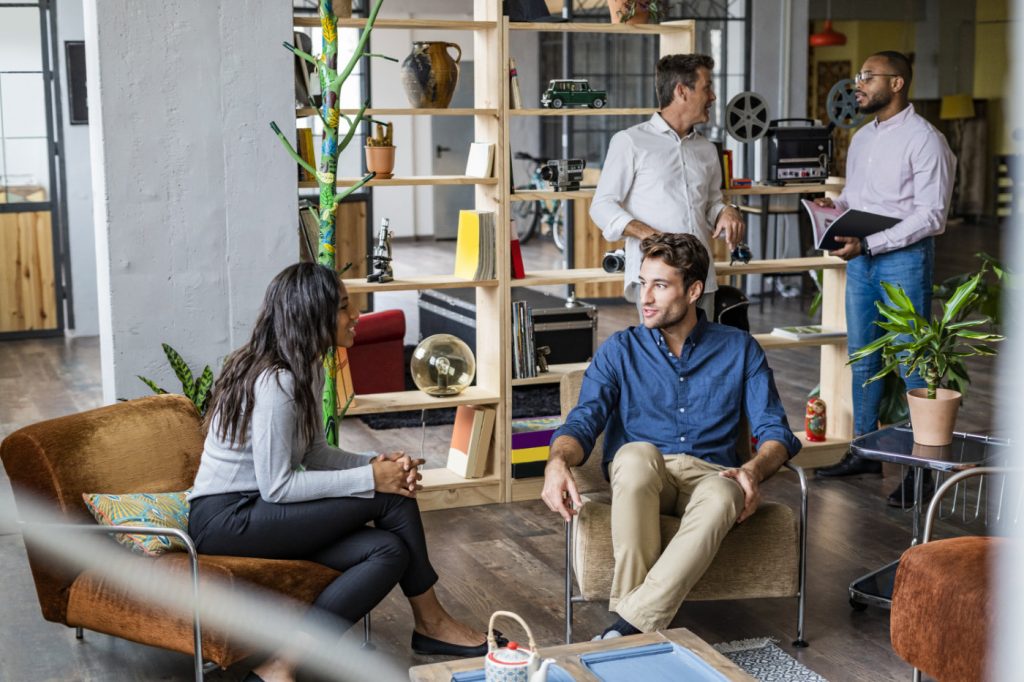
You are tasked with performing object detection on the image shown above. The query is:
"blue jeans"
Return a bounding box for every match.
[846,238,934,436]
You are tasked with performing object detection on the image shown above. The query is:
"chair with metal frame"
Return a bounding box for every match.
[890,466,1016,682]
[0,393,372,682]
[558,370,809,646]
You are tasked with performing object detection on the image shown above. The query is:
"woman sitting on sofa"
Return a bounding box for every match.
[189,262,492,682]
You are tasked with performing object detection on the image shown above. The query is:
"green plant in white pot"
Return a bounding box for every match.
[848,267,1004,446]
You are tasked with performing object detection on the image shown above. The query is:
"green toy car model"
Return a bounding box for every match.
[541,79,607,109]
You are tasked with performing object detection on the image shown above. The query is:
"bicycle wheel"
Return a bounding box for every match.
[551,212,567,252]
[512,198,541,244]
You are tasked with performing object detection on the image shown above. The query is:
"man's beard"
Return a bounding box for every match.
[857,90,891,115]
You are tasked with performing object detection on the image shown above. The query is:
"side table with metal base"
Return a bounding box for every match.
[846,424,1009,610]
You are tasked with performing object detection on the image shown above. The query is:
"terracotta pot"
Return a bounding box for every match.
[400,41,461,108]
[906,388,961,446]
[606,0,650,24]
[365,146,395,180]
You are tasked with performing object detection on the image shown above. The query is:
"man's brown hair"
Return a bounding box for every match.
[656,54,715,109]
[640,232,709,293]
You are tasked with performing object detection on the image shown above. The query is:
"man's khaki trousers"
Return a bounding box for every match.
[608,441,745,632]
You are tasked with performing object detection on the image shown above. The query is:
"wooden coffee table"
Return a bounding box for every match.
[408,628,755,681]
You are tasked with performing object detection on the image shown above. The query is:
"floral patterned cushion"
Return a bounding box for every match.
[82,491,190,556]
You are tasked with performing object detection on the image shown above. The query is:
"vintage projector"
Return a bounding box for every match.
[765,118,833,185]
[540,158,585,192]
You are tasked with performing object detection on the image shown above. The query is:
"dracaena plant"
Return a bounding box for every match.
[618,0,662,23]
[138,344,214,416]
[848,264,1005,400]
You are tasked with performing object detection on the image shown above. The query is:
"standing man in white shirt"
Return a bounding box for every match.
[814,51,955,509]
[589,54,745,319]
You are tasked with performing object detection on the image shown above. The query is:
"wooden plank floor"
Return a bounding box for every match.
[0,221,1003,681]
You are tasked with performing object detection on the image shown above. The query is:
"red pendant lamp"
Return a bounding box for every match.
[810,1,847,47]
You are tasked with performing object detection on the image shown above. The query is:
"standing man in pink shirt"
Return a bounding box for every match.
[814,51,955,508]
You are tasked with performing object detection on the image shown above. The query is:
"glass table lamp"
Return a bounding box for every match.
[410,334,476,396]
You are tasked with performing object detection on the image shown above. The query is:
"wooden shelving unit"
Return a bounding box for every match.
[294,6,850,510]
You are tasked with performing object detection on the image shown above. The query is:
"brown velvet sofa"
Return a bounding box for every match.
[0,394,341,677]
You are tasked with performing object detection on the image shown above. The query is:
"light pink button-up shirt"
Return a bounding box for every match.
[590,113,728,299]
[835,104,955,256]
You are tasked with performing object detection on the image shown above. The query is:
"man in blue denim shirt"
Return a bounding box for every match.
[541,233,801,638]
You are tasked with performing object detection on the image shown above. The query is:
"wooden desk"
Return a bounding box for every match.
[408,628,754,681]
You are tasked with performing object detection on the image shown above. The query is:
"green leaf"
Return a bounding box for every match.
[941,272,983,326]
[137,375,167,395]
[194,366,214,415]
[881,281,915,313]
[162,344,196,398]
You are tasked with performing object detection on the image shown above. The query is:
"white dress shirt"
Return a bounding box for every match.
[590,113,728,299]
[836,104,955,255]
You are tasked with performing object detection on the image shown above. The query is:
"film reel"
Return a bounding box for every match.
[827,79,864,129]
[725,91,770,143]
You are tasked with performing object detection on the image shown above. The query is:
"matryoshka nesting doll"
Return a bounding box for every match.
[805,396,826,442]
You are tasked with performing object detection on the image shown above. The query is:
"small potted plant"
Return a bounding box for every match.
[607,0,661,24]
[848,265,1004,446]
[364,119,395,179]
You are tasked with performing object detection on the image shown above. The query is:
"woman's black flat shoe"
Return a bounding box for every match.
[411,630,507,657]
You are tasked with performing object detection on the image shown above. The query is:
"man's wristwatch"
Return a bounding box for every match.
[859,237,872,257]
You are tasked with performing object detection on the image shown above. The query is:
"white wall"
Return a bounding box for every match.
[84,0,295,403]
[56,0,98,337]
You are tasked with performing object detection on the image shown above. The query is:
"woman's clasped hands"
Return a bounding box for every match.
[372,451,425,497]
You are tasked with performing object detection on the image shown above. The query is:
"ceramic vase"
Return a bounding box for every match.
[400,41,462,108]
[606,0,650,24]
[365,146,395,180]
[805,396,826,442]
[906,388,961,446]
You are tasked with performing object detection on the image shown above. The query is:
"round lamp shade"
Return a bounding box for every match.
[410,334,476,397]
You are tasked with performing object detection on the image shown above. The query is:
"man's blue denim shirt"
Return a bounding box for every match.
[552,311,801,478]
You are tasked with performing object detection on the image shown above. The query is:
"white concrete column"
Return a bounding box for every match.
[84,0,295,403]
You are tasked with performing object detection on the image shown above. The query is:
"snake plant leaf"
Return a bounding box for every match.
[162,344,196,400]
[194,366,214,415]
[137,375,167,395]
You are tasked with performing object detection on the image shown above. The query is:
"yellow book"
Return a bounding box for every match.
[453,210,482,280]
[511,445,550,464]
[297,128,315,182]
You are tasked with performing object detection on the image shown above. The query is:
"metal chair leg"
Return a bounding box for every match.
[787,462,809,647]
[912,667,921,682]
[362,613,375,650]
[564,519,573,644]
[75,626,83,640]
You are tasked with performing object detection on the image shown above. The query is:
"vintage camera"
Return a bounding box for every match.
[602,249,626,273]
[730,242,753,265]
[540,158,585,192]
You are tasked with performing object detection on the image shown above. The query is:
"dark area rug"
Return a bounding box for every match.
[357,346,562,430]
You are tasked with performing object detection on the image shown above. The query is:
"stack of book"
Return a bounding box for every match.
[453,210,496,280]
[511,416,563,478]
[511,300,536,379]
[446,405,496,478]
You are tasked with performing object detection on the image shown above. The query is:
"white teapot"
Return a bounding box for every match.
[483,611,555,682]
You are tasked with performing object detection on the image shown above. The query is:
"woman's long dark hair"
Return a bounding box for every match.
[207,263,341,447]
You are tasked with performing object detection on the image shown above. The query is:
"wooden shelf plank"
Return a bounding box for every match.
[510,477,545,502]
[342,275,498,294]
[418,474,503,511]
[297,107,497,118]
[298,175,500,189]
[509,107,657,117]
[510,189,594,201]
[791,434,850,469]
[344,386,500,416]
[294,17,498,30]
[515,257,844,287]
[509,21,691,34]
[508,183,843,202]
[753,333,847,349]
[511,362,590,387]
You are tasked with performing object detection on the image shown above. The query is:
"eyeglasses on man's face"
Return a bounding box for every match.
[854,71,898,84]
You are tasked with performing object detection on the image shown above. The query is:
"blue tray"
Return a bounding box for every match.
[450,664,575,682]
[580,642,728,682]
